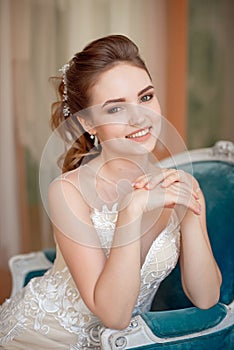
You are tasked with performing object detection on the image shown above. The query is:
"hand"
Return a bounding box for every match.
[131,168,201,217]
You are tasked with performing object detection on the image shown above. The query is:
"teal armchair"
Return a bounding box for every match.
[9,141,234,349]
[101,140,234,349]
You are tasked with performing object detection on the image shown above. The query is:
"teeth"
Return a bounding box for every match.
[127,128,149,138]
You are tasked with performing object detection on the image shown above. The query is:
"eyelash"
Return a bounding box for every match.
[107,106,123,114]
[107,93,154,114]
[140,93,154,103]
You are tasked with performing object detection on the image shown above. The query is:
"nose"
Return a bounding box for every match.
[128,105,145,126]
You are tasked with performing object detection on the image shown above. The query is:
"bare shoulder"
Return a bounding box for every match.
[49,165,93,195]
[50,167,83,188]
[48,167,98,245]
[48,166,93,214]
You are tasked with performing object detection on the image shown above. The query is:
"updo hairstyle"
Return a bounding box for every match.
[51,35,151,173]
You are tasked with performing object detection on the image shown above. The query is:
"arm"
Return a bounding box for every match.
[48,178,142,330]
[179,186,222,309]
[132,169,222,309]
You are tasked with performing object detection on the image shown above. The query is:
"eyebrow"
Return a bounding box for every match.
[102,85,154,108]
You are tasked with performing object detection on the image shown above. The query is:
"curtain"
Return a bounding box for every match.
[0,0,168,302]
[187,0,234,148]
[0,0,61,301]
[0,0,20,268]
[66,0,167,109]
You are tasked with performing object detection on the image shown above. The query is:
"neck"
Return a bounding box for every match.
[98,151,153,183]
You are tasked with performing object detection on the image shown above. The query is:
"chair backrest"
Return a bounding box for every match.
[151,141,234,311]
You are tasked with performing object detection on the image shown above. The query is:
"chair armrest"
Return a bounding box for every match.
[101,303,231,350]
[141,303,227,338]
[9,250,54,297]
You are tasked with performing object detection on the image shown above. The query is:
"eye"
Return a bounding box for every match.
[107,106,123,114]
[140,93,154,103]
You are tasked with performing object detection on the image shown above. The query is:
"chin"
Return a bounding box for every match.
[125,139,156,156]
[101,137,156,158]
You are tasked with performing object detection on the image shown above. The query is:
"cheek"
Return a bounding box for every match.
[96,124,126,140]
[96,125,114,139]
[153,98,162,115]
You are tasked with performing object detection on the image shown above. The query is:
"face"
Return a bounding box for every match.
[79,63,162,154]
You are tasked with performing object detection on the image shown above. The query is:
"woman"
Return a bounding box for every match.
[0,35,221,350]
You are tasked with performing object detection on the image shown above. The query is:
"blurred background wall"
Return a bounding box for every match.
[0,0,233,302]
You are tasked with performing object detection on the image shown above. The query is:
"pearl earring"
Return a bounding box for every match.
[90,134,99,148]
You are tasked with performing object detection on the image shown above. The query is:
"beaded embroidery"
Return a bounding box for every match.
[0,204,180,349]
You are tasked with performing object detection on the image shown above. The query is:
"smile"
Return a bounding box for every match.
[126,127,151,139]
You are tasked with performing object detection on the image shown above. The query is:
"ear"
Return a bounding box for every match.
[76,116,97,136]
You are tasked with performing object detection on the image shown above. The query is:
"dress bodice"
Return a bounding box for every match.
[0,203,180,350]
[90,203,180,315]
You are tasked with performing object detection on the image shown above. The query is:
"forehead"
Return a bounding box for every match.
[90,63,152,105]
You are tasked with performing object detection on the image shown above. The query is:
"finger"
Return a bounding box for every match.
[145,169,179,189]
[132,174,152,188]
[133,168,181,190]
[169,184,201,215]
[176,170,192,185]
[180,182,200,200]
[144,169,178,189]
[195,186,202,199]
[132,170,164,189]
[160,169,185,188]
[182,179,200,200]
[185,195,201,215]
[161,171,199,200]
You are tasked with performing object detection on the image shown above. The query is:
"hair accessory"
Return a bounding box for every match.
[59,63,70,117]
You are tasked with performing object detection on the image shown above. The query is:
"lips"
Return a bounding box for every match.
[125,127,151,139]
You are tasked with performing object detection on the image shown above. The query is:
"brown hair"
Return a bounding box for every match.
[51,34,151,173]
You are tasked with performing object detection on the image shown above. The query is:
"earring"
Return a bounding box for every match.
[90,134,99,147]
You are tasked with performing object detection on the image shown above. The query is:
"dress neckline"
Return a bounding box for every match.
[91,202,118,214]
[90,203,180,270]
[140,214,179,271]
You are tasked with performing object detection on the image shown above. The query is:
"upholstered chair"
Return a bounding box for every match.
[8,141,234,350]
[101,140,234,350]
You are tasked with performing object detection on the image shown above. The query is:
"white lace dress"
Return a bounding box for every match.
[0,204,180,350]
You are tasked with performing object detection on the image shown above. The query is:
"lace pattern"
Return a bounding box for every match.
[134,216,180,314]
[0,203,180,349]
[90,203,118,257]
[0,290,27,346]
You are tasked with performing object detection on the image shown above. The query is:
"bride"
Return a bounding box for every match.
[0,34,221,350]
